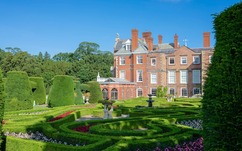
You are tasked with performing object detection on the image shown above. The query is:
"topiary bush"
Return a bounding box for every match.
[80,83,90,93]
[202,2,242,150]
[29,77,46,105]
[5,71,33,111]
[47,75,75,107]
[74,81,83,104]
[87,81,102,103]
[0,69,5,150]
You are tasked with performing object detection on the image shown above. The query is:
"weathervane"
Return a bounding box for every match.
[183,38,188,46]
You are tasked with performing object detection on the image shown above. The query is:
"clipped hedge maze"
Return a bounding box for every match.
[4,101,202,151]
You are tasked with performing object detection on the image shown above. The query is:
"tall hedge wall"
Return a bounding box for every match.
[87,81,102,103]
[48,75,75,107]
[74,81,83,104]
[29,77,46,105]
[0,69,5,150]
[202,2,242,150]
[5,71,33,111]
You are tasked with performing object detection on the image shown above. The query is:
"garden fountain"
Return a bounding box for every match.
[146,94,154,107]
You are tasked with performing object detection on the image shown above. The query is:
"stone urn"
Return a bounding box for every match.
[98,100,115,119]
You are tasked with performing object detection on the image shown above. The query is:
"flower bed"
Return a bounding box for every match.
[4,131,86,146]
[136,137,203,151]
[176,119,203,130]
[73,125,95,133]
[48,111,73,122]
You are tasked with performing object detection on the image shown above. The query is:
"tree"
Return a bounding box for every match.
[74,42,100,60]
[47,75,75,107]
[202,2,242,150]
[0,69,5,150]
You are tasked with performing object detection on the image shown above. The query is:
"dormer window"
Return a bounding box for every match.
[125,39,131,51]
[126,44,131,51]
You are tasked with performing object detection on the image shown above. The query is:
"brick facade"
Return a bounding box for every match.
[98,29,214,100]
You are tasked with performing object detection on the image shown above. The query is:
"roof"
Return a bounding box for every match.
[98,77,136,85]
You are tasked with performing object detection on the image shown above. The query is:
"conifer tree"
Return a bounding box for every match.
[202,2,242,150]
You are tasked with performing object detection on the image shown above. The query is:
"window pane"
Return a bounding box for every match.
[120,70,125,79]
[170,88,175,95]
[137,89,142,97]
[169,57,175,65]
[137,70,143,82]
[151,58,156,66]
[137,56,143,64]
[151,73,157,84]
[181,57,187,64]
[192,70,200,84]
[168,70,175,84]
[193,88,200,95]
[111,88,118,100]
[193,56,200,64]
[180,70,187,84]
[151,88,157,96]
[182,88,187,96]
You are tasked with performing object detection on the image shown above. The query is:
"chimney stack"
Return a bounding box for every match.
[148,37,153,51]
[174,34,179,49]
[158,35,162,44]
[132,29,138,51]
[142,32,152,51]
[203,32,210,47]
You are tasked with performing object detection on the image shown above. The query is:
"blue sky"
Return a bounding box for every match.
[0,0,240,57]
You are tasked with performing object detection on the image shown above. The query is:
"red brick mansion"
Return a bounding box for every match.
[98,29,214,100]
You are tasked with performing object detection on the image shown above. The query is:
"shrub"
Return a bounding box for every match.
[202,2,242,150]
[80,83,90,93]
[5,71,33,111]
[74,81,84,104]
[0,69,5,150]
[87,81,102,103]
[29,77,46,105]
[47,75,75,107]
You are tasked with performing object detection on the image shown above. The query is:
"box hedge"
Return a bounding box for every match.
[48,75,75,107]
[87,81,102,103]
[4,71,33,111]
[0,69,5,150]
[29,77,46,105]
[74,81,83,104]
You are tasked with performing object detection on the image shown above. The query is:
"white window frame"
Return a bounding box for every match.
[150,73,157,84]
[181,87,188,97]
[192,70,201,84]
[119,70,125,79]
[168,70,176,84]
[126,44,131,51]
[169,57,175,65]
[136,70,143,82]
[193,56,200,64]
[180,70,188,84]
[137,56,143,64]
[180,56,187,64]
[137,88,143,97]
[193,87,200,95]
[120,56,125,65]
[151,58,156,66]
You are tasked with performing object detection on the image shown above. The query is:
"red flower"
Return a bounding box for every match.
[48,111,73,122]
